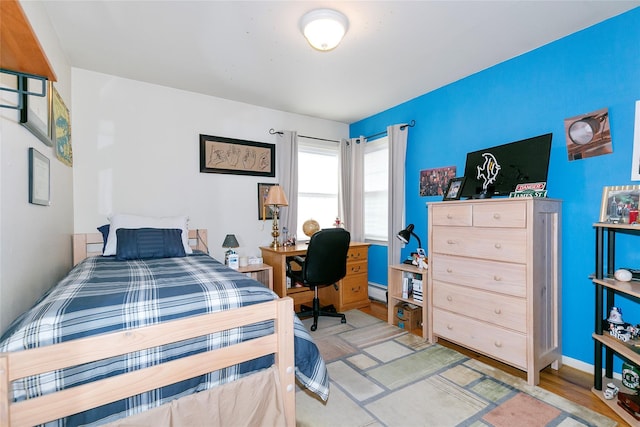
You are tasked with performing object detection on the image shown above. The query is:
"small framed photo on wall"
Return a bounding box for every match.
[28,147,50,206]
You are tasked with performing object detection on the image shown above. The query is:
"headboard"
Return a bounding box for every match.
[72,229,209,266]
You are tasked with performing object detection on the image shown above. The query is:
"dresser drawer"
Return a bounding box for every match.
[340,273,368,304]
[473,202,527,228]
[347,259,367,276]
[430,253,526,297]
[431,226,526,263]
[433,282,526,332]
[347,246,368,262]
[433,308,527,369]
[431,204,473,226]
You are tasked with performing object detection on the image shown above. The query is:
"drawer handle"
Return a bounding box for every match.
[446,324,453,330]
[447,239,457,245]
[494,341,503,348]
[351,286,360,292]
[446,268,453,273]
[493,213,501,219]
[494,308,502,314]
[493,275,502,281]
[446,295,453,302]
[446,213,453,219]
[351,266,361,273]
[494,243,502,249]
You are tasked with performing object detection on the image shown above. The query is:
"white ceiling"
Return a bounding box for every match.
[39,1,639,124]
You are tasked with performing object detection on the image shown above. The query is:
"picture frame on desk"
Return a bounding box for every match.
[599,185,640,223]
[443,176,465,201]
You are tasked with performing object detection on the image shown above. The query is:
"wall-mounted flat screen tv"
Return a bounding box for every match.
[459,133,553,199]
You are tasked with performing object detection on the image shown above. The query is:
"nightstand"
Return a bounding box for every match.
[237,263,273,290]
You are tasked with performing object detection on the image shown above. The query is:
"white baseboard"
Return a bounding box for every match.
[368,282,387,303]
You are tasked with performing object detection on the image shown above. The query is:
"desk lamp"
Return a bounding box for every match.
[265,185,288,248]
[222,234,239,265]
[397,224,426,268]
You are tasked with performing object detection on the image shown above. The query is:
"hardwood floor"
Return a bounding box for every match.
[359,300,629,426]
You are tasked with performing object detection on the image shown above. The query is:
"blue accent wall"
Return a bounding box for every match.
[351,8,640,368]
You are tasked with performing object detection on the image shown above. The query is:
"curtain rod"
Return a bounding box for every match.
[268,129,340,143]
[268,119,416,144]
[363,119,416,141]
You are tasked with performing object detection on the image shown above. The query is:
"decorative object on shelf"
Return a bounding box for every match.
[28,147,50,206]
[599,185,640,223]
[20,76,52,146]
[617,391,640,421]
[564,107,612,161]
[604,382,619,400]
[257,182,275,220]
[614,269,633,282]
[333,217,343,228]
[299,9,348,51]
[222,234,239,265]
[51,86,72,167]
[622,362,640,391]
[199,134,275,177]
[302,219,320,238]
[443,176,465,201]
[607,307,624,325]
[264,185,288,248]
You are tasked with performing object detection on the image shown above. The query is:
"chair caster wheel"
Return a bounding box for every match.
[341,318,346,324]
[311,324,317,331]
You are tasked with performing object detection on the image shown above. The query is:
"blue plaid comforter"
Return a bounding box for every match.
[0,252,329,426]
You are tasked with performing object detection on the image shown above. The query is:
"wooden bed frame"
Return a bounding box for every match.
[0,230,296,426]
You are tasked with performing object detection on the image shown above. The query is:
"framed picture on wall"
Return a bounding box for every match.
[258,183,275,220]
[29,147,50,206]
[200,134,275,177]
[20,77,53,147]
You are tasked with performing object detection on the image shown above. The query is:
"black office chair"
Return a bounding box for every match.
[286,228,350,331]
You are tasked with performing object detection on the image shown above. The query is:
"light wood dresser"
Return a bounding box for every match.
[427,198,561,385]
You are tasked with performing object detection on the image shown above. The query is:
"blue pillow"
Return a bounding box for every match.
[97,224,110,253]
[115,228,186,260]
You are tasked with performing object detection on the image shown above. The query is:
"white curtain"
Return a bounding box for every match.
[387,124,409,266]
[339,136,365,242]
[276,130,298,239]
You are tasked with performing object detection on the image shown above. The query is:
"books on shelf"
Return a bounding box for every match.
[402,276,413,299]
[413,278,423,302]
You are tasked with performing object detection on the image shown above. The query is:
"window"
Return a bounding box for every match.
[297,139,339,239]
[364,136,389,242]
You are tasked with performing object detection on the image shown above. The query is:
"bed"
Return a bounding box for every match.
[0,228,329,426]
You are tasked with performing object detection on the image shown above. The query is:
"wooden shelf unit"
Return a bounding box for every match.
[591,223,640,426]
[387,264,429,340]
[1,0,57,81]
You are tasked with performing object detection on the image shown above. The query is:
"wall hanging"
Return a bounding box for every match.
[419,166,456,196]
[52,86,72,167]
[564,108,612,161]
[20,76,52,146]
[200,134,275,177]
[28,147,50,206]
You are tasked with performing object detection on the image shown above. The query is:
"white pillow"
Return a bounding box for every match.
[103,214,192,256]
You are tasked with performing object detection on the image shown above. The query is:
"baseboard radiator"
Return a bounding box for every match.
[368,282,387,304]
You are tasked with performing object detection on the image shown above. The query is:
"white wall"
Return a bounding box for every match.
[0,1,74,332]
[72,69,348,261]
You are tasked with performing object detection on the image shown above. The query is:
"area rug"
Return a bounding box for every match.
[296,310,616,427]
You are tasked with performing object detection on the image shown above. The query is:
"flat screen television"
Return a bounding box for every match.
[459,133,553,199]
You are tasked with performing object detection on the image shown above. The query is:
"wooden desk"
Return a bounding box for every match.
[260,242,370,312]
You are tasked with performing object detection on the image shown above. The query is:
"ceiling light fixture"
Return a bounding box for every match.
[300,8,349,52]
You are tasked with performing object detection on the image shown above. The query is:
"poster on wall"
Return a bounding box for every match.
[564,107,612,161]
[631,101,640,181]
[419,166,456,196]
